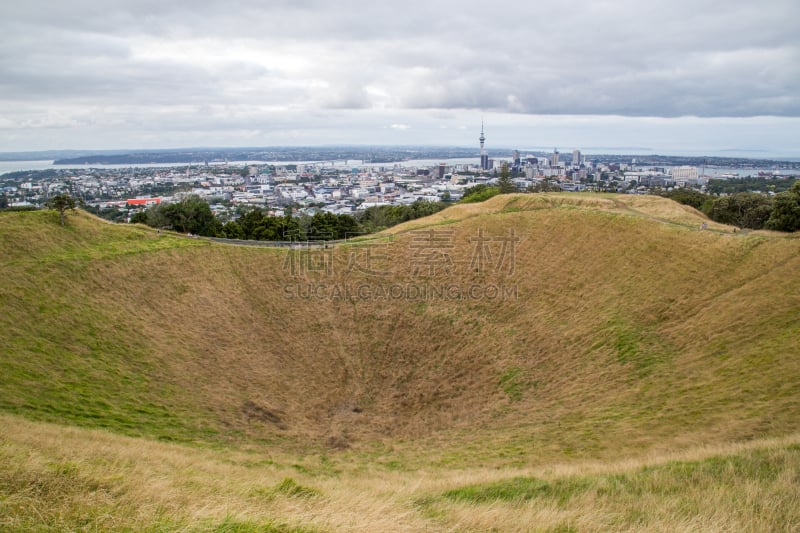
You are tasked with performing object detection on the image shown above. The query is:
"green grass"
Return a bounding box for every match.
[441,475,593,505]
[210,517,322,533]
[271,478,321,499]
[0,211,220,443]
[498,367,529,401]
[0,463,320,533]
[598,317,677,374]
[417,444,800,531]
[0,281,220,442]
[2,199,800,530]
[437,446,799,505]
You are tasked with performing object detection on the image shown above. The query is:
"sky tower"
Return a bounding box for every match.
[479,121,489,170]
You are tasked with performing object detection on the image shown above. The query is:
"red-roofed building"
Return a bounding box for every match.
[126,198,161,206]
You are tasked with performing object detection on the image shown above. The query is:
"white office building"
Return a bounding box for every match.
[670,166,699,181]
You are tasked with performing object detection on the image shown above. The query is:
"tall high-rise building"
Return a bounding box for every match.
[550,148,560,168]
[479,122,489,170]
[572,149,582,167]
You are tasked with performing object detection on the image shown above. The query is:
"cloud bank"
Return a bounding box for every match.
[1,0,799,153]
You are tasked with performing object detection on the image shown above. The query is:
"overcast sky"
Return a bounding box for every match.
[1,0,799,156]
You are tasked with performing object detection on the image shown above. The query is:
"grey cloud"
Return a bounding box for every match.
[1,0,799,150]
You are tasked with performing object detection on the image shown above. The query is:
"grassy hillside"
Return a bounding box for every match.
[2,195,800,530]
[2,415,798,531]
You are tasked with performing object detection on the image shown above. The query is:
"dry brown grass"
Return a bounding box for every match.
[384,193,733,235]
[2,415,799,532]
[2,197,800,530]
[2,203,799,453]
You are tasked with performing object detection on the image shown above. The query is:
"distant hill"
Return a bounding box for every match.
[41,147,800,166]
[49,146,483,165]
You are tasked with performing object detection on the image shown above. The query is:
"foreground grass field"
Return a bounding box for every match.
[2,193,799,530]
[3,415,798,531]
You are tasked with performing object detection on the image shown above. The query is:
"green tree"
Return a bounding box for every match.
[334,214,360,240]
[307,212,338,240]
[154,195,221,236]
[236,208,267,239]
[130,211,148,224]
[279,215,302,241]
[461,184,500,203]
[46,193,77,226]
[356,200,446,233]
[707,193,773,229]
[497,163,516,194]
[707,177,798,195]
[221,220,245,239]
[662,189,714,213]
[145,204,169,229]
[766,181,800,232]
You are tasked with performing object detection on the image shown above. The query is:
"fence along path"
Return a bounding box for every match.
[204,234,394,248]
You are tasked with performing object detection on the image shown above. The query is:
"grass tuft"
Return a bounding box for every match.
[442,476,592,505]
[272,478,321,499]
[498,367,529,401]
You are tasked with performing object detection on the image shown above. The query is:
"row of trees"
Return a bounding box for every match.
[706,176,799,195]
[662,181,800,231]
[220,209,360,241]
[358,200,448,233]
[130,196,449,240]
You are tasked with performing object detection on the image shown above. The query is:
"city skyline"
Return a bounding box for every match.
[1,0,798,157]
